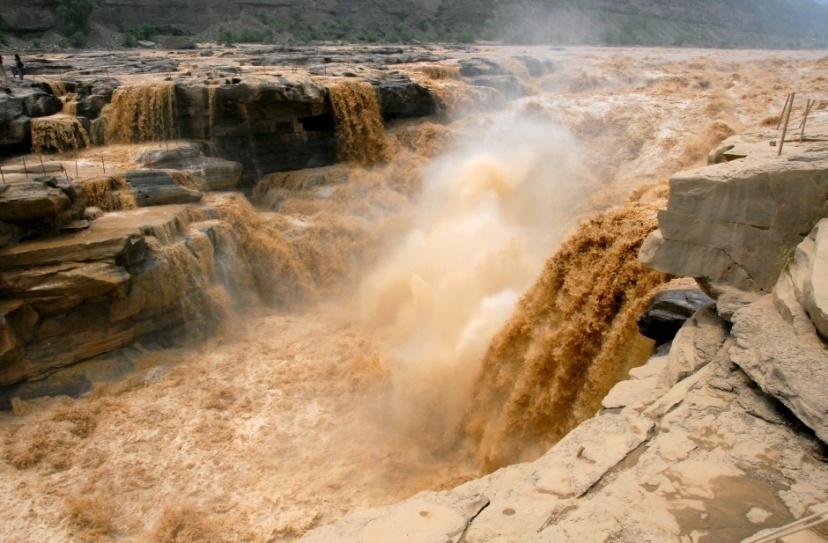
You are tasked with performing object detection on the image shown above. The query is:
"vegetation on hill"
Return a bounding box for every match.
[1,0,826,48]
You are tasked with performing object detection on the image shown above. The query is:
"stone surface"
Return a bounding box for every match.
[640,151,828,293]
[371,74,437,119]
[134,144,242,191]
[658,306,729,390]
[175,77,336,185]
[0,204,226,387]
[637,288,715,345]
[731,295,828,443]
[466,75,529,99]
[0,180,71,222]
[124,170,203,207]
[804,219,828,340]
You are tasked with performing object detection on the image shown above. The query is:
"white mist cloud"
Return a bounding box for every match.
[358,112,595,450]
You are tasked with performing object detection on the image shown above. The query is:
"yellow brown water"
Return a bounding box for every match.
[328,80,387,165]
[467,182,670,472]
[79,176,136,211]
[1,48,826,542]
[103,83,178,144]
[31,115,90,154]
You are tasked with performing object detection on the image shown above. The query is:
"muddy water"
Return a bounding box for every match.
[1,48,826,542]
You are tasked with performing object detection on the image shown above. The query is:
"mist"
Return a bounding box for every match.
[356,112,594,450]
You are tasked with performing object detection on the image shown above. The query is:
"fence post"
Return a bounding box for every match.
[778,92,795,157]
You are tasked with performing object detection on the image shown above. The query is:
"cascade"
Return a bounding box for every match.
[80,175,136,211]
[30,115,90,154]
[103,83,178,144]
[466,182,671,471]
[328,80,387,165]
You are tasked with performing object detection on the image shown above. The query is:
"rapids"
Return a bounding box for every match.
[1,47,826,542]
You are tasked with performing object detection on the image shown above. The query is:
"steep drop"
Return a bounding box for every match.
[103,83,178,144]
[467,182,670,471]
[328,80,387,165]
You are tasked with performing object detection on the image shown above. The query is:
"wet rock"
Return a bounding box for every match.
[135,144,242,191]
[74,78,121,121]
[514,55,553,77]
[465,74,529,99]
[22,91,62,118]
[175,78,336,185]
[459,57,508,77]
[637,288,715,345]
[371,75,437,119]
[0,374,92,411]
[125,170,203,207]
[0,180,71,223]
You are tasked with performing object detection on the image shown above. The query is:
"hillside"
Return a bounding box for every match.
[1,0,827,49]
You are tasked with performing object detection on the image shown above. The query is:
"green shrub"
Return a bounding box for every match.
[56,0,94,37]
[134,24,157,41]
[122,32,137,47]
[69,31,87,48]
[218,25,234,45]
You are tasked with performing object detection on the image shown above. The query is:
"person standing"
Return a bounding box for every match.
[14,54,23,80]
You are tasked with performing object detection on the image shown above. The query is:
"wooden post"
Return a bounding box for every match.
[778,92,795,157]
[75,159,79,179]
[800,99,815,143]
[39,154,46,174]
[101,156,106,174]
[22,157,28,177]
[776,93,792,130]
[0,165,6,184]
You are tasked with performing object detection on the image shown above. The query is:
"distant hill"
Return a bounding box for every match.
[1,0,826,48]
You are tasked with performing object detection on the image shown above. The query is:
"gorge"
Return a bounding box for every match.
[0,43,826,542]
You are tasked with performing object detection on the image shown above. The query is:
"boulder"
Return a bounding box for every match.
[459,57,508,77]
[465,74,529,99]
[134,146,242,191]
[175,78,336,184]
[74,78,121,121]
[0,93,25,123]
[803,219,828,339]
[0,180,71,223]
[730,295,828,443]
[637,288,715,345]
[657,306,729,390]
[22,91,62,118]
[124,170,203,207]
[640,152,828,295]
[371,75,437,119]
[514,55,548,77]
